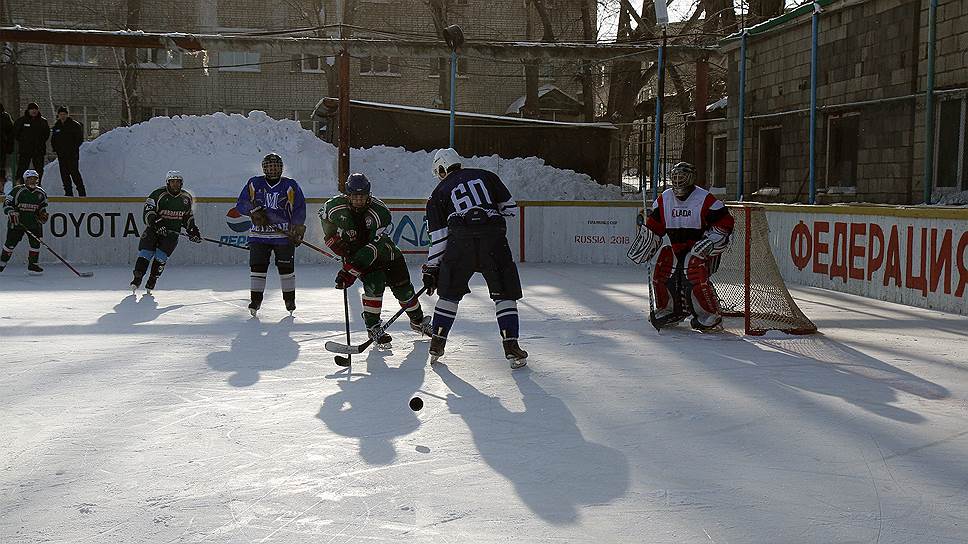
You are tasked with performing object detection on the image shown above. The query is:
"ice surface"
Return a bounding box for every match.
[3,264,968,542]
[45,111,631,201]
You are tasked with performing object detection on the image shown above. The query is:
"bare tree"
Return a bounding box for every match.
[0,0,20,110]
[522,0,556,118]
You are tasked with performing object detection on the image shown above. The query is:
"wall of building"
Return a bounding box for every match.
[719,0,949,205]
[6,0,587,144]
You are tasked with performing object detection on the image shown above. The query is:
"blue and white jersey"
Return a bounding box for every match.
[425,168,516,266]
[235,176,307,245]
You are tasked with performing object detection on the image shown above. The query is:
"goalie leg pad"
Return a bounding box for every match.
[686,255,723,327]
[652,246,676,318]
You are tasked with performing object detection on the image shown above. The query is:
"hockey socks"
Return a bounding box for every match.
[431,298,460,339]
[495,299,520,341]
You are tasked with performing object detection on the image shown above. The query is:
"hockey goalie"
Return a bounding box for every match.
[628,162,735,332]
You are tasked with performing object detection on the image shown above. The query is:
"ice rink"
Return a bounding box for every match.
[3,263,968,543]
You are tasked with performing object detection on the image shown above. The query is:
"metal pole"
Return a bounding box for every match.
[808,4,820,204]
[651,28,666,201]
[737,31,747,201]
[923,0,938,204]
[694,57,709,185]
[337,49,350,192]
[449,50,457,148]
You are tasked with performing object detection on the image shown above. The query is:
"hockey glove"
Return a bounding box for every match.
[37,209,49,224]
[288,224,307,246]
[690,227,730,259]
[335,262,364,290]
[250,207,270,227]
[8,211,20,225]
[186,223,203,243]
[152,219,169,237]
[324,234,352,257]
[422,264,439,296]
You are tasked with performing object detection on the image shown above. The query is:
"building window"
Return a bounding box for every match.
[433,57,468,78]
[136,48,183,68]
[219,51,261,72]
[711,134,727,193]
[756,126,781,190]
[291,54,327,73]
[935,98,967,190]
[64,106,100,140]
[826,113,860,188]
[51,45,98,66]
[360,56,399,75]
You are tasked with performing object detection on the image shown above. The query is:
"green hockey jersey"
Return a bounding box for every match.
[144,186,196,232]
[319,195,401,269]
[3,184,48,229]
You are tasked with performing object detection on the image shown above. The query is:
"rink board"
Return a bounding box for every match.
[5,198,966,315]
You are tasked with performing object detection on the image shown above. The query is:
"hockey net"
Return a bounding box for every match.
[713,203,817,336]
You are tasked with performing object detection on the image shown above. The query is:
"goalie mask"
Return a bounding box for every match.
[669,162,696,198]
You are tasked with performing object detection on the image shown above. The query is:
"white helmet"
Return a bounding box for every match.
[166,170,183,182]
[23,169,39,181]
[431,148,462,179]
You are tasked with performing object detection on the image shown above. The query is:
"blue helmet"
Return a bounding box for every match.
[345,173,371,195]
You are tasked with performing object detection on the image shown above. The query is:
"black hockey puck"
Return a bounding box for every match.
[409,396,423,411]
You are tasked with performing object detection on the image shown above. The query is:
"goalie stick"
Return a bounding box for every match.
[327,286,428,357]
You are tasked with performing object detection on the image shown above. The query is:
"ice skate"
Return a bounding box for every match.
[284,293,296,316]
[0,263,6,273]
[690,316,723,333]
[27,263,44,276]
[248,300,260,317]
[367,323,392,348]
[410,315,433,337]
[503,339,528,369]
[429,335,446,364]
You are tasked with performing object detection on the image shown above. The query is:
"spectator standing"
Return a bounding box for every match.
[51,106,86,197]
[13,102,50,184]
[0,103,13,193]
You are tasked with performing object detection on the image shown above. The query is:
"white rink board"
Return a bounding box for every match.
[764,206,968,316]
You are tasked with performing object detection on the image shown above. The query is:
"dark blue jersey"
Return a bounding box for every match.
[425,168,515,265]
[235,176,307,245]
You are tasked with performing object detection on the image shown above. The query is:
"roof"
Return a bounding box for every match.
[504,84,583,115]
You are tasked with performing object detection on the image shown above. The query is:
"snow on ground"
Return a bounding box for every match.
[47,111,629,200]
[3,264,968,543]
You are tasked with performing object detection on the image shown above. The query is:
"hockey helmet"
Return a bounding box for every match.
[23,169,40,187]
[669,161,696,198]
[262,153,284,180]
[431,148,462,180]
[165,170,184,194]
[345,172,371,208]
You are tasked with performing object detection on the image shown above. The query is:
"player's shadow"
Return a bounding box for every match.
[316,343,425,465]
[434,364,630,525]
[206,316,299,387]
[95,294,184,328]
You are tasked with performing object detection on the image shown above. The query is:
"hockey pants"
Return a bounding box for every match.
[652,245,723,327]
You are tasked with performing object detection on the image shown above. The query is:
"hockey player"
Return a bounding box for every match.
[234,153,307,317]
[1,170,47,274]
[421,148,528,369]
[322,172,433,346]
[131,171,201,293]
[628,161,734,331]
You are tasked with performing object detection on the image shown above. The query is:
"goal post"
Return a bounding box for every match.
[714,203,818,336]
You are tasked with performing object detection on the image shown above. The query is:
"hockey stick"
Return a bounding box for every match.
[334,279,354,367]
[269,225,338,261]
[327,285,429,356]
[178,231,249,251]
[646,262,660,332]
[23,229,94,277]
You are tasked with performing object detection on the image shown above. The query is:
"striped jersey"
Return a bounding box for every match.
[645,186,734,256]
[425,168,516,266]
[234,176,307,245]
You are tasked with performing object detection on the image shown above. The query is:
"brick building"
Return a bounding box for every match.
[3,0,589,144]
[710,0,967,204]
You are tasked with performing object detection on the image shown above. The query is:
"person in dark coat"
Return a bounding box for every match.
[12,102,50,184]
[51,106,86,197]
[0,104,14,192]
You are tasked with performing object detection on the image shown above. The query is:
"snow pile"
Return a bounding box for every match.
[934,190,968,206]
[52,111,627,200]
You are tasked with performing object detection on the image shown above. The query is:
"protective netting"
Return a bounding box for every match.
[714,204,818,336]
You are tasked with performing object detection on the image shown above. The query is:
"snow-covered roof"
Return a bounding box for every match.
[504,84,582,115]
